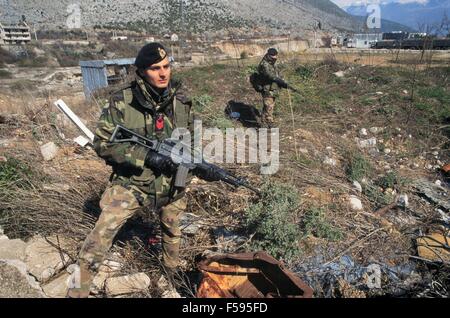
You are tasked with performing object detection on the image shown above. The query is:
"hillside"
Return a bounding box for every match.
[0,0,359,35]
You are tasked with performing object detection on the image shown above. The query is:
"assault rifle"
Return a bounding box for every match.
[109,125,260,195]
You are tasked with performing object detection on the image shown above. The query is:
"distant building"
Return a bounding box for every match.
[382,31,409,41]
[408,33,427,39]
[351,33,383,49]
[0,22,31,45]
[111,31,128,41]
[79,58,135,99]
[111,36,128,41]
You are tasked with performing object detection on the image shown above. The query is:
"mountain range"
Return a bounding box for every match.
[344,0,450,33]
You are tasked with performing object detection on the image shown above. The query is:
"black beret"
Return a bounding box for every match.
[267,48,278,56]
[135,43,168,70]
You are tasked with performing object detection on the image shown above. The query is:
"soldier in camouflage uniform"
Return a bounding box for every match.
[257,48,289,128]
[67,43,219,298]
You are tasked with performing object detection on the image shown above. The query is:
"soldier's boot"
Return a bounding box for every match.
[66,260,94,298]
[160,198,186,289]
[68,185,141,297]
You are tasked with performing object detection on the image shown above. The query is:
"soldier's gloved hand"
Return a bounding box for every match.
[144,151,177,173]
[275,78,288,89]
[193,166,221,182]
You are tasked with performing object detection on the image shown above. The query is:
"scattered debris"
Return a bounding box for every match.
[299,148,309,154]
[333,71,345,78]
[352,181,362,193]
[196,252,313,298]
[297,255,419,297]
[41,272,71,298]
[180,213,205,235]
[40,142,59,161]
[357,137,377,149]
[369,127,383,134]
[0,260,45,298]
[24,236,70,283]
[0,238,27,260]
[213,227,247,253]
[323,156,337,166]
[413,179,450,212]
[73,135,91,148]
[348,195,363,211]
[359,128,368,137]
[53,99,95,142]
[416,232,450,264]
[442,164,450,174]
[337,278,366,298]
[92,260,123,294]
[104,272,151,296]
[161,289,182,298]
[398,194,409,208]
[157,276,182,298]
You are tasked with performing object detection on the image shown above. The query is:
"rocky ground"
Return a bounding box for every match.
[0,49,449,298]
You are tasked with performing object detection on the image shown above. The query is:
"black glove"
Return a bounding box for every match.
[144,151,177,174]
[193,166,221,182]
[274,78,288,89]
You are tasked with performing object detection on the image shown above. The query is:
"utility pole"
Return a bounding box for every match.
[179,0,184,61]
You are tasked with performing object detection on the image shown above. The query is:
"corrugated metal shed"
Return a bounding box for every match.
[79,58,135,99]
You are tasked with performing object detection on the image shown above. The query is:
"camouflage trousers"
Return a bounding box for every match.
[262,96,276,123]
[78,184,186,272]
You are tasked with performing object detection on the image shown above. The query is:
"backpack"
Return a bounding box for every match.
[249,72,264,93]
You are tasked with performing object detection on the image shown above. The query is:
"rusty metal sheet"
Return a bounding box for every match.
[197,251,313,298]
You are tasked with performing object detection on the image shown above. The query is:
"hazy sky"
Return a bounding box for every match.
[330,0,429,7]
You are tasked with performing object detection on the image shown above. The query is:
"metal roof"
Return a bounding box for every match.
[79,58,135,68]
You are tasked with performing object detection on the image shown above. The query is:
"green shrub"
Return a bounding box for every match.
[0,157,35,189]
[363,183,392,208]
[302,207,343,241]
[211,116,234,131]
[17,56,50,67]
[192,94,214,112]
[295,65,313,80]
[0,69,12,78]
[345,152,373,182]
[244,181,301,261]
[9,80,38,91]
[375,171,408,190]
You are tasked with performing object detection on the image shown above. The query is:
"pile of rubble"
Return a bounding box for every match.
[0,230,155,298]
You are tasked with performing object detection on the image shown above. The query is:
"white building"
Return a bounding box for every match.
[349,33,383,48]
[0,22,31,45]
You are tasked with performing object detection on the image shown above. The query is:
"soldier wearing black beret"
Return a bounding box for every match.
[67,43,219,297]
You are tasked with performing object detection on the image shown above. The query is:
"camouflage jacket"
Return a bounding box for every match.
[93,75,194,205]
[257,56,281,97]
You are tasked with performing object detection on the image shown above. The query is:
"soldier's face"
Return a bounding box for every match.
[142,57,171,89]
